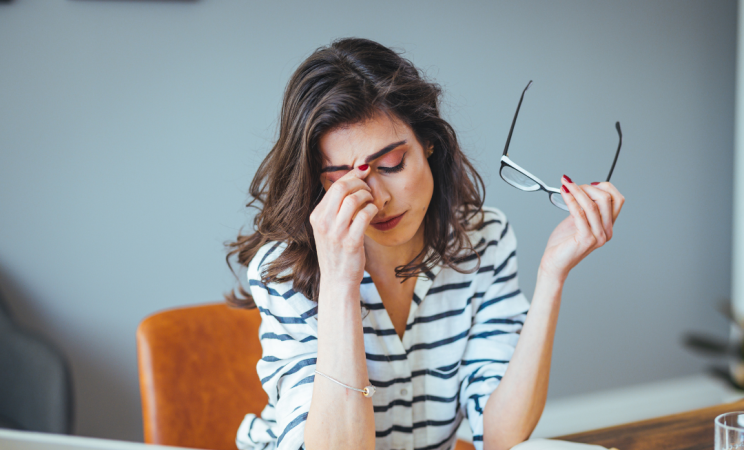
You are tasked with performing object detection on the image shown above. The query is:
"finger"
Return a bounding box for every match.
[336,188,375,229]
[321,161,372,188]
[560,182,595,244]
[590,181,625,223]
[323,165,372,215]
[562,176,606,246]
[348,202,379,241]
[581,184,614,241]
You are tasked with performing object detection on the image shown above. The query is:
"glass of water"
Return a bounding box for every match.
[716,412,744,450]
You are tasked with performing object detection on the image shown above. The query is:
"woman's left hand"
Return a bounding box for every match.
[539,176,625,282]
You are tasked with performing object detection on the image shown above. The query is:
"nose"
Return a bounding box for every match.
[364,172,391,214]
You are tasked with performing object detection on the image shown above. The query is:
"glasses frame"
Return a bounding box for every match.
[500,80,623,211]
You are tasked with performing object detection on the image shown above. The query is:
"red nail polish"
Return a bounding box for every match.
[591,182,600,186]
[358,164,369,171]
[563,174,573,184]
[562,185,570,193]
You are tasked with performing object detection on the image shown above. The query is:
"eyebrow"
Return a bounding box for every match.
[320,140,407,173]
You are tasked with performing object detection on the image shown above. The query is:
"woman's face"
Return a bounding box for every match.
[318,112,434,248]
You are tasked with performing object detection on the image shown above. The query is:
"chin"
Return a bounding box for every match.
[367,232,411,248]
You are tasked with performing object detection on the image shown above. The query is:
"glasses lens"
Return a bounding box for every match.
[550,193,570,211]
[501,165,541,191]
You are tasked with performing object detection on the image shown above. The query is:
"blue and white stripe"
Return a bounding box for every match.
[236,206,530,450]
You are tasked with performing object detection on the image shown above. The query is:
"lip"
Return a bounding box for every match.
[371,212,405,231]
[371,213,402,224]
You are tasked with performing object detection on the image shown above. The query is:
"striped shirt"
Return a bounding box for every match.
[236,206,531,450]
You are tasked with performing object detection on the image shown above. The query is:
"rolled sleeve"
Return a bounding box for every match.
[458,218,530,450]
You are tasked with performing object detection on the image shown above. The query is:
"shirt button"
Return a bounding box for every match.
[400,388,408,396]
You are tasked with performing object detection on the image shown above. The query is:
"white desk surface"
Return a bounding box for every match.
[0,429,202,450]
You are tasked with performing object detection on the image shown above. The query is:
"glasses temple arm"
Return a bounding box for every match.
[503,80,533,156]
[606,121,622,182]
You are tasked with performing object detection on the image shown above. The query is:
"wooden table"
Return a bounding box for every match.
[556,399,744,450]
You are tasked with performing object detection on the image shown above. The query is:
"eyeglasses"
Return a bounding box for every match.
[500,80,622,211]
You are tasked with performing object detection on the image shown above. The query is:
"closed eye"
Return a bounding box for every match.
[379,153,407,174]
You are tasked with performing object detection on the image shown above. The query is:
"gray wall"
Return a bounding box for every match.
[0,0,735,442]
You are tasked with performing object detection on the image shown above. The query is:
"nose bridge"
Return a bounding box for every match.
[365,173,390,210]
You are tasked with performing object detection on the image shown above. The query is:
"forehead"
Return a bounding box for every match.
[319,113,411,163]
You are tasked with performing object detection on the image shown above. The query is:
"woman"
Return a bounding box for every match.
[227,38,624,450]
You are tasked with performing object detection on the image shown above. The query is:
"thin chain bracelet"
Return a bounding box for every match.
[314,370,376,398]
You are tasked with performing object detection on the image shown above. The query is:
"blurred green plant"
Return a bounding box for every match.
[684,300,744,389]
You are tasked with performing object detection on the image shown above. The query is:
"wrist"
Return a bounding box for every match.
[535,266,566,294]
[537,258,569,286]
[319,281,361,306]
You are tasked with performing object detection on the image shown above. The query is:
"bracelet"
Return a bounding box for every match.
[314,370,376,398]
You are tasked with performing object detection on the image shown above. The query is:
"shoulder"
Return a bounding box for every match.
[464,206,514,250]
[448,206,518,275]
[246,240,289,283]
[246,241,318,321]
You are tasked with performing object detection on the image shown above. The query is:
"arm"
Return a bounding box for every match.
[480,270,562,450]
[482,179,624,450]
[457,215,531,450]
[237,244,321,450]
[304,282,376,450]
[239,244,376,450]
[304,164,379,450]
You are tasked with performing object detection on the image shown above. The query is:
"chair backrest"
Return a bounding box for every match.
[136,303,267,450]
[0,292,73,434]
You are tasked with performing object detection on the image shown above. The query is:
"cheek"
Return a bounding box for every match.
[400,165,434,205]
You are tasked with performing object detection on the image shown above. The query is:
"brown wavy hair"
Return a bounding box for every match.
[225,37,487,309]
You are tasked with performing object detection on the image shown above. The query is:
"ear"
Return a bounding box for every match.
[426,143,434,158]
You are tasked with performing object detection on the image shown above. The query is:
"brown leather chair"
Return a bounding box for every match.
[455,439,476,450]
[136,302,475,450]
[137,303,267,450]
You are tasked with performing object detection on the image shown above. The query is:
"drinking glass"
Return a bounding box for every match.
[716,412,744,450]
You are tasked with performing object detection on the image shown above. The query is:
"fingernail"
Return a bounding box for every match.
[358,164,369,171]
[591,182,600,186]
[562,185,570,193]
[563,174,573,184]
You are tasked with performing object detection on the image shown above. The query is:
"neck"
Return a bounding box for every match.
[364,221,426,282]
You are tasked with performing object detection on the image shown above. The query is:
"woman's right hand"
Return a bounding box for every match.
[309,165,378,291]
